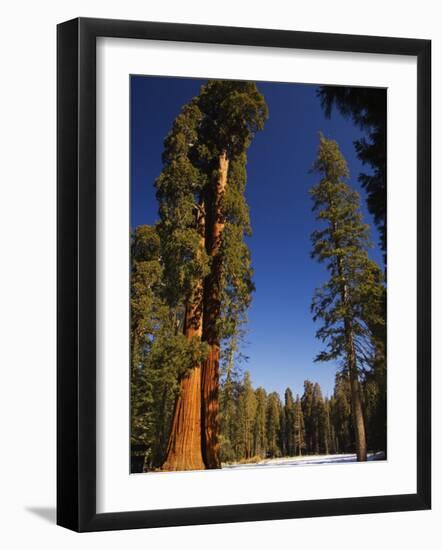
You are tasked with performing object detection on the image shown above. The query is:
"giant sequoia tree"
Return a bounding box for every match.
[310,135,385,461]
[155,81,268,470]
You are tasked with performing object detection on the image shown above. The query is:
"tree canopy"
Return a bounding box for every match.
[310,134,385,460]
[317,86,387,255]
[310,134,385,372]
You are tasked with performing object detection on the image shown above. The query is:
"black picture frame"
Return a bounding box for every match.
[57,17,431,532]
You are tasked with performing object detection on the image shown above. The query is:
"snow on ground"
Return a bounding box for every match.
[222,451,385,469]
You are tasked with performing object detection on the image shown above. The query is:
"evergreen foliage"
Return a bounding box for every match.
[317,86,387,254]
[310,134,386,461]
[155,80,268,342]
[217,372,384,464]
[130,224,207,470]
[310,134,385,372]
[131,80,268,470]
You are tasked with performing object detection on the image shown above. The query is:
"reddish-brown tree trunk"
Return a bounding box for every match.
[162,209,206,472]
[201,151,229,469]
[161,304,205,471]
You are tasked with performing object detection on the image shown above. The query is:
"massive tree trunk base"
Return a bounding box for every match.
[201,344,221,469]
[161,366,205,471]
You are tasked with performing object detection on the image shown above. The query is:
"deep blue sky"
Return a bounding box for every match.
[130,76,383,398]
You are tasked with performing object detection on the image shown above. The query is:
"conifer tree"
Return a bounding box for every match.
[219,347,242,463]
[253,387,268,457]
[301,380,315,453]
[310,134,385,461]
[197,81,268,468]
[317,87,387,254]
[318,90,388,443]
[312,383,328,454]
[363,351,387,453]
[130,225,162,470]
[294,395,306,456]
[156,81,268,470]
[284,388,296,456]
[266,392,282,458]
[130,225,204,470]
[237,371,257,459]
[331,374,353,453]
[155,100,210,471]
[324,398,332,454]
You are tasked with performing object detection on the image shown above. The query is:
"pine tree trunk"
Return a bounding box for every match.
[162,208,206,472]
[349,362,367,461]
[346,319,367,462]
[337,246,368,463]
[201,151,229,469]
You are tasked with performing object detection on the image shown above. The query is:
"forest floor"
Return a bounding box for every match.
[223,451,386,469]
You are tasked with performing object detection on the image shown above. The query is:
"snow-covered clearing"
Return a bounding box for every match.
[223,451,385,469]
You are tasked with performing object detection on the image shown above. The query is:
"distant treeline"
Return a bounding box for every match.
[219,371,386,464]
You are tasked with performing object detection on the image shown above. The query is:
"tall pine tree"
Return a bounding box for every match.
[310,134,385,461]
[294,395,305,456]
[253,387,268,458]
[284,388,296,456]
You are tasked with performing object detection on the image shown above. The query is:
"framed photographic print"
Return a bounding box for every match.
[57,17,431,532]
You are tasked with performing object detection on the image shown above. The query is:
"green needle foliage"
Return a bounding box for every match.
[218,373,361,464]
[155,80,268,349]
[132,80,268,470]
[155,101,209,310]
[310,134,385,373]
[310,134,386,460]
[284,388,296,456]
[317,86,387,254]
[130,225,207,469]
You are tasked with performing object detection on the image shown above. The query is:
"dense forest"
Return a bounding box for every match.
[130,80,386,473]
[132,351,386,470]
[219,370,385,464]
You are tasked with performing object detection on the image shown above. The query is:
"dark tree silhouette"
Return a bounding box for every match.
[317,86,387,257]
